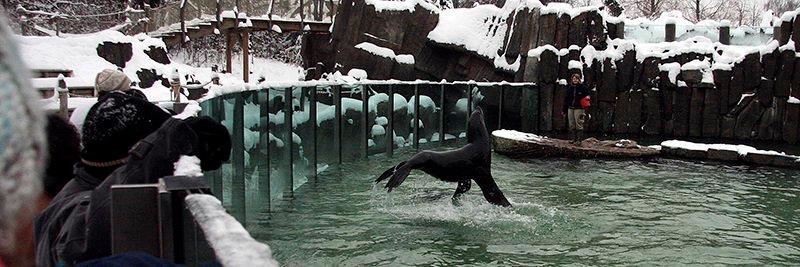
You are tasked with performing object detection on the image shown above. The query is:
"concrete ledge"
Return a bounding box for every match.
[707,148,739,162]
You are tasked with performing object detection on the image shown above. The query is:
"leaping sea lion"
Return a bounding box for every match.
[375,108,512,207]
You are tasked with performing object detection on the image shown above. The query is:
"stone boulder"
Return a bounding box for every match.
[144,45,170,64]
[96,42,133,68]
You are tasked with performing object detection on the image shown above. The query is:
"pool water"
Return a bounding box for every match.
[249,149,800,266]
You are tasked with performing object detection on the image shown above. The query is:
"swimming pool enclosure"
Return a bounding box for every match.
[198,82,540,224]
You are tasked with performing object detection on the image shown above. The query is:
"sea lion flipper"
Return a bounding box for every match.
[385,165,411,192]
[452,180,471,199]
[375,161,405,183]
[475,175,512,207]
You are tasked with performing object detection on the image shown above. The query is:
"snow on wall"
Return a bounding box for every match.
[354,42,416,65]
[184,194,279,267]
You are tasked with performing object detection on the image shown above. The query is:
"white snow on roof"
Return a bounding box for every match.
[364,0,440,13]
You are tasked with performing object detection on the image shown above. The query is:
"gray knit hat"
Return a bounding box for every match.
[0,18,46,253]
[94,69,132,94]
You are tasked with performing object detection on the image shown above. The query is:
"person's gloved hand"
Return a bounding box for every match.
[183,116,231,171]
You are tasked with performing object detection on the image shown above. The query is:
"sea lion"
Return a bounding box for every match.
[375,108,512,207]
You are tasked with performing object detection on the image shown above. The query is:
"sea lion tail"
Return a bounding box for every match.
[375,161,405,183]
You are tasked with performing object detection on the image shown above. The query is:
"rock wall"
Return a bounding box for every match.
[325,0,800,145]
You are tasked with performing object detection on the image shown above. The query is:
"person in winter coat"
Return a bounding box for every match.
[0,17,48,267]
[35,92,231,265]
[35,92,171,266]
[42,114,81,200]
[563,73,590,144]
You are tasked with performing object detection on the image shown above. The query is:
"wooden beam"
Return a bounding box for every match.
[225,31,235,74]
[241,31,250,82]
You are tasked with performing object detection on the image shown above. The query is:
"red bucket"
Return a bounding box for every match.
[580,96,591,109]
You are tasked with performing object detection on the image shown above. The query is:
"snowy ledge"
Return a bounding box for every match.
[184,194,278,267]
[492,129,546,142]
[661,140,790,157]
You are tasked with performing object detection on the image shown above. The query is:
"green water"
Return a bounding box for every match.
[249,150,800,266]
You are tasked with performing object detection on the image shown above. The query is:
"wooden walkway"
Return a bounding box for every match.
[150,15,332,46]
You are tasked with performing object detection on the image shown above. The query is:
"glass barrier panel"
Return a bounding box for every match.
[340,84,365,161]
[473,84,501,133]
[268,87,292,202]
[393,84,416,149]
[367,84,392,155]
[314,85,338,170]
[415,83,442,148]
[443,83,468,145]
[292,86,315,189]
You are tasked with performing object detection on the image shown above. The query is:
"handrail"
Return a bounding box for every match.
[185,194,279,267]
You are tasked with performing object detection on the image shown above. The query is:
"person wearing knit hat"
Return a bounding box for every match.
[80,92,171,168]
[35,91,171,266]
[0,18,47,267]
[94,69,131,97]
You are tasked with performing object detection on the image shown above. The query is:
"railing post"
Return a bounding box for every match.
[362,85,369,158]
[439,83,445,145]
[466,83,473,139]
[57,75,68,120]
[665,22,676,42]
[232,93,246,224]
[333,85,342,164]
[309,86,317,178]
[386,84,394,157]
[241,30,250,82]
[283,88,294,199]
[257,90,270,212]
[498,84,504,130]
[413,84,420,150]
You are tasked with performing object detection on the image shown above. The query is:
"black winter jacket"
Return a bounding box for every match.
[563,84,589,113]
[34,119,199,266]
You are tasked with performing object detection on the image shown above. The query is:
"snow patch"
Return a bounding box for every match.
[174,155,203,177]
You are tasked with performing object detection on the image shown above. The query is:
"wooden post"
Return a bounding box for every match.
[719,25,730,45]
[241,30,250,82]
[300,0,306,31]
[179,2,186,45]
[143,4,151,33]
[665,23,676,42]
[225,32,234,73]
[215,0,222,33]
[57,75,68,120]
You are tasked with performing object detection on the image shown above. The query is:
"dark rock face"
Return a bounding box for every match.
[735,98,765,139]
[144,45,171,64]
[702,86,720,137]
[539,83,554,131]
[554,13,571,49]
[136,68,167,89]
[552,84,567,131]
[96,42,133,68]
[775,50,795,97]
[784,103,800,144]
